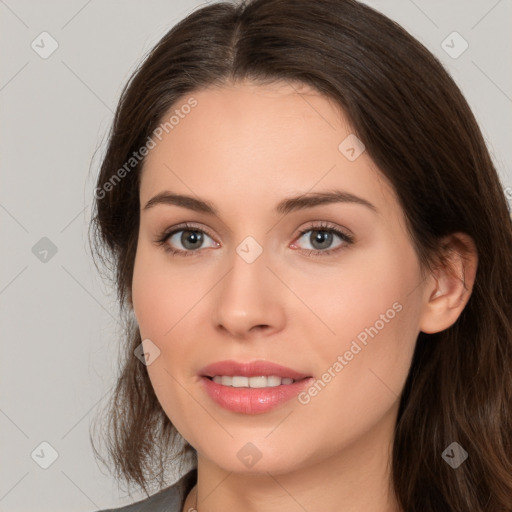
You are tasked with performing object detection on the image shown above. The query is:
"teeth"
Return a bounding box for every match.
[211,375,296,387]
[232,376,249,387]
[221,376,232,386]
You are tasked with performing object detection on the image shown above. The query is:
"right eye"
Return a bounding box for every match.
[155,223,219,256]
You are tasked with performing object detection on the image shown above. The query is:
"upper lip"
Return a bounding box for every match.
[200,360,311,380]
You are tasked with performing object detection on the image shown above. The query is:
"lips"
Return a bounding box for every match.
[200,360,311,380]
[199,360,313,414]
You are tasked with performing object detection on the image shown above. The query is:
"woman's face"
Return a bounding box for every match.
[132,80,430,474]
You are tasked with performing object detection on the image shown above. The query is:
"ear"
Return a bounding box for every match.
[419,233,478,334]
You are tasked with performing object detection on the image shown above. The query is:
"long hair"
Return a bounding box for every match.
[89,1,512,509]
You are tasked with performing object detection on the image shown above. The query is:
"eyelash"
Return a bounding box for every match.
[154,221,355,257]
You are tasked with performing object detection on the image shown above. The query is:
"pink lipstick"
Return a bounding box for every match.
[199,360,313,414]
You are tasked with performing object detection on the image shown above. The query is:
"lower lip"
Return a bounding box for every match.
[201,376,313,414]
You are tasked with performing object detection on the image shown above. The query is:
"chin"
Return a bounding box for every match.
[199,442,314,476]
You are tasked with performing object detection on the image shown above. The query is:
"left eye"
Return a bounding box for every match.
[294,228,351,252]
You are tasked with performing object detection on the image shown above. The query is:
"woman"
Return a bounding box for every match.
[89,0,512,511]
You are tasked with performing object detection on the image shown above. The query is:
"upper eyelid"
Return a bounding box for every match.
[166,222,216,240]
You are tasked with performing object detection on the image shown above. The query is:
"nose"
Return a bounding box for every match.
[212,241,286,339]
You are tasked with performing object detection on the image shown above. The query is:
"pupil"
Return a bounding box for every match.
[312,231,332,250]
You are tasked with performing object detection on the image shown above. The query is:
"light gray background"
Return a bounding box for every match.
[1,1,511,511]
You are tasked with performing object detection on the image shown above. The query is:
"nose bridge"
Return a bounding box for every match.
[213,233,285,335]
[224,233,271,309]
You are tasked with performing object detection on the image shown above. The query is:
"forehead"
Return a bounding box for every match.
[139,80,397,218]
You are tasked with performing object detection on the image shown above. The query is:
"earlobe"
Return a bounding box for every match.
[419,233,478,334]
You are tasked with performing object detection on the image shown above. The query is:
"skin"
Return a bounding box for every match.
[131,80,477,512]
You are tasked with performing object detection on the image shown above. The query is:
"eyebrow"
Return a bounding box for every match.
[142,189,377,216]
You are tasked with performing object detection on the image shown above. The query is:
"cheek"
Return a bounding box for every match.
[294,247,422,434]
[131,242,203,340]
[297,307,417,463]
[291,241,422,409]
[131,243,214,430]
[131,250,192,436]
[289,303,419,471]
[288,236,422,359]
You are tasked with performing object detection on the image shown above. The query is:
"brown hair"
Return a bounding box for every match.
[89,0,512,510]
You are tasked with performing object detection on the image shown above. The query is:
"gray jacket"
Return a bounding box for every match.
[93,469,196,512]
